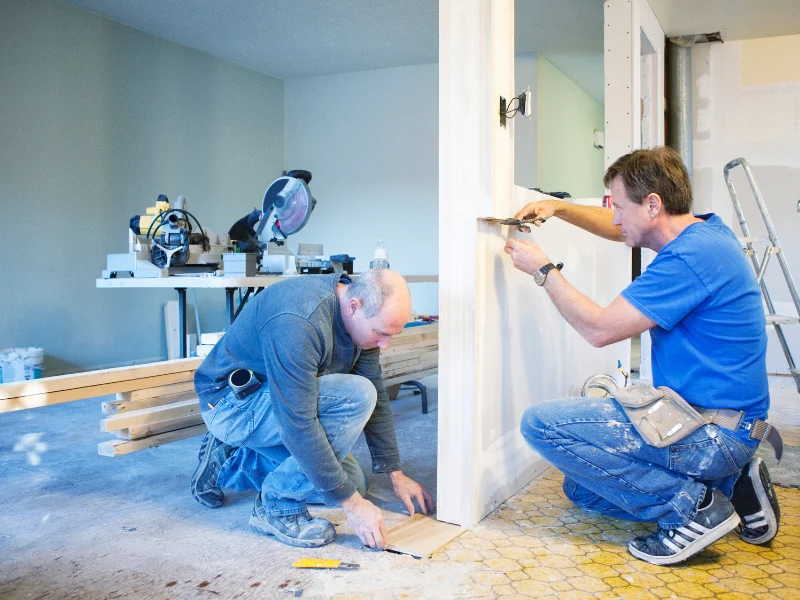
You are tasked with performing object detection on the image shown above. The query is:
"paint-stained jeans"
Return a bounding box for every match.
[521,397,758,529]
[203,374,375,516]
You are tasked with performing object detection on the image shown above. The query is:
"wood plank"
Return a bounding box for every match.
[392,324,438,341]
[380,346,439,366]
[382,338,438,355]
[383,368,438,387]
[103,390,198,415]
[386,514,466,558]
[117,381,196,402]
[0,358,201,401]
[115,413,205,440]
[1,371,196,413]
[98,424,207,456]
[100,399,200,432]
[383,351,438,378]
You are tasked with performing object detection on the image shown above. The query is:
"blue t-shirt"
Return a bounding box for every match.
[621,213,769,420]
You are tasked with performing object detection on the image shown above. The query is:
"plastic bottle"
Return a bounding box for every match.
[369,239,390,269]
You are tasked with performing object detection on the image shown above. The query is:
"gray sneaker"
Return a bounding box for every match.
[249,493,335,548]
[731,456,780,545]
[190,431,234,508]
[628,489,740,565]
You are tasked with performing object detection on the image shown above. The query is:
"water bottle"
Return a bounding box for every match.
[369,239,390,269]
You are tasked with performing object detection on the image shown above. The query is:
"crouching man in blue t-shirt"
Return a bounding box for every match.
[504,146,780,565]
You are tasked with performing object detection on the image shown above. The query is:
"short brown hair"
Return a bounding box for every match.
[603,146,693,215]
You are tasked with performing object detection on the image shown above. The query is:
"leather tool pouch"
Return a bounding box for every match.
[614,383,709,448]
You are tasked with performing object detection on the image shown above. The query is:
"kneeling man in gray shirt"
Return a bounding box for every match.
[191,269,433,548]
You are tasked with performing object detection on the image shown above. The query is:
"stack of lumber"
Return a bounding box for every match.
[379,322,438,386]
[0,357,204,456]
[98,378,205,457]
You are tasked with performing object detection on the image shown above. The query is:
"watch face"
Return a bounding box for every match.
[533,270,545,286]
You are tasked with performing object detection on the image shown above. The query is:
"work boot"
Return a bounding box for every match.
[731,456,780,545]
[190,431,234,508]
[249,493,336,548]
[628,489,740,565]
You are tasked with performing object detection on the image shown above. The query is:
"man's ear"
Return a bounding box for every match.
[648,193,662,218]
[348,297,362,316]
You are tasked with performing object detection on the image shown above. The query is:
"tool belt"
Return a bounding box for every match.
[612,383,783,460]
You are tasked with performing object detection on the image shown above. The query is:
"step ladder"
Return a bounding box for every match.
[724,157,800,392]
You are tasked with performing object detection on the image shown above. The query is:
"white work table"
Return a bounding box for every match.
[96,274,438,357]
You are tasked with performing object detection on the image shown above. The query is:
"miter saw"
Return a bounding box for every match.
[228,170,317,274]
[102,195,231,278]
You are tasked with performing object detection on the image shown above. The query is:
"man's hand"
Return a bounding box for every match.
[514,200,562,231]
[341,491,388,549]
[390,471,435,516]
[504,239,551,275]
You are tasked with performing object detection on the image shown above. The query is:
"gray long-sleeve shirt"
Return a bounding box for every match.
[194,273,401,504]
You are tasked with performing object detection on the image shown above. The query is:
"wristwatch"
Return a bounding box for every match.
[533,262,564,286]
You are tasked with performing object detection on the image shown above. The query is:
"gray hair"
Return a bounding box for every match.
[346,269,397,318]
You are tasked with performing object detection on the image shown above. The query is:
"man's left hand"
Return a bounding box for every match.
[390,471,434,516]
[504,239,551,275]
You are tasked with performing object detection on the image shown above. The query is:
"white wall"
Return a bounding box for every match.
[514,53,538,189]
[0,0,285,374]
[284,64,439,314]
[693,35,800,374]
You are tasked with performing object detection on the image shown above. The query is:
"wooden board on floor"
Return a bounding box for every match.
[103,389,198,414]
[1,371,196,413]
[0,358,201,401]
[98,423,207,456]
[383,368,438,387]
[100,398,200,432]
[115,413,205,440]
[116,381,196,402]
[386,514,466,558]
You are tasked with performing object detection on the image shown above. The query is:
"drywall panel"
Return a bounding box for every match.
[472,186,631,520]
[440,0,634,527]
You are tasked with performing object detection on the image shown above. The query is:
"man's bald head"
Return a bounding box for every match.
[345,269,411,319]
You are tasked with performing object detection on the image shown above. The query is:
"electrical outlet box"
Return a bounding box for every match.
[522,87,532,118]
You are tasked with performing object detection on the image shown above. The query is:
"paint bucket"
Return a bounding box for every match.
[0,347,45,383]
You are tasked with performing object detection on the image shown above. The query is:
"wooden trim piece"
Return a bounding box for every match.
[382,338,439,355]
[116,413,205,440]
[100,399,200,432]
[103,390,198,415]
[386,514,466,558]
[98,424,207,456]
[116,381,196,402]
[1,372,195,413]
[0,358,201,400]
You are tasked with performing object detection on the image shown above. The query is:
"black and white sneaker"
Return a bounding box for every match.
[731,456,780,545]
[628,489,740,565]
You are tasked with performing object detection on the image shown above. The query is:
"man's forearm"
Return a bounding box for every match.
[554,202,624,242]
[542,271,608,347]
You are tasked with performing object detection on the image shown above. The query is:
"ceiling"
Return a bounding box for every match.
[57,0,800,106]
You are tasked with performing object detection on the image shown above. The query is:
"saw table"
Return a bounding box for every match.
[96,274,438,358]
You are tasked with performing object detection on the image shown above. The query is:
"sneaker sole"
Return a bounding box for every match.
[628,512,741,566]
[248,513,335,548]
[742,457,779,545]
[190,435,223,509]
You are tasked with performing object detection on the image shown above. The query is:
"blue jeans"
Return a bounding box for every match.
[521,397,757,529]
[202,374,376,516]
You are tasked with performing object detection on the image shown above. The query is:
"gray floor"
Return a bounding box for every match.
[0,377,463,600]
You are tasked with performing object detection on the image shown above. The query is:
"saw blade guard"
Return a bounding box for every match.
[256,175,316,243]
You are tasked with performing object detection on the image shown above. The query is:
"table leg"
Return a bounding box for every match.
[232,287,254,321]
[225,288,236,324]
[176,288,188,358]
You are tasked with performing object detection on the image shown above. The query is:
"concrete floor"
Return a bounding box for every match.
[2,375,800,599]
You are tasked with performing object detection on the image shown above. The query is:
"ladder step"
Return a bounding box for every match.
[766,314,800,325]
[739,236,772,244]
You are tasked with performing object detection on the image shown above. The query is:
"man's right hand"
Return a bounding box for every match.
[341,491,388,549]
[514,200,562,229]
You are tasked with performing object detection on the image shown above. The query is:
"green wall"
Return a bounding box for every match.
[0,0,285,374]
[537,55,605,199]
